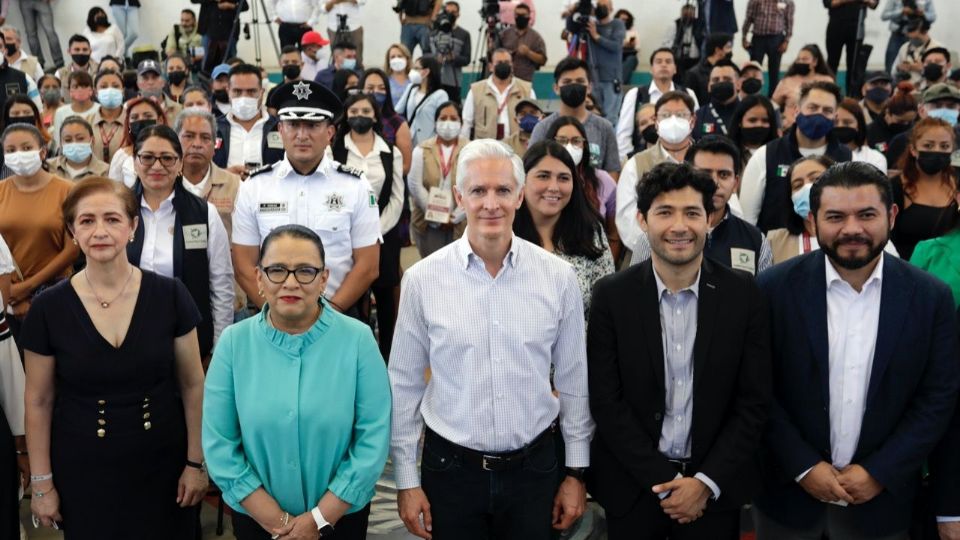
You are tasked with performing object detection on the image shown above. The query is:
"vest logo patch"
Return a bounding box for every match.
[731,248,756,275]
[183,224,208,250]
[5,83,21,97]
[776,164,790,178]
[326,192,345,212]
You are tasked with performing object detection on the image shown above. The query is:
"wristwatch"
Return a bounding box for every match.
[565,467,587,482]
[185,459,207,474]
[311,507,335,537]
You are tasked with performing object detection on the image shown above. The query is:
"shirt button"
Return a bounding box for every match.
[676,344,682,351]
[677,380,683,386]
[676,309,682,315]
[677,416,683,422]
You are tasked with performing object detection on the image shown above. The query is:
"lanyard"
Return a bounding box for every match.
[802,231,812,254]
[436,142,457,181]
[98,121,121,162]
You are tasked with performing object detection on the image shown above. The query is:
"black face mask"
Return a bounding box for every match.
[4,116,35,126]
[923,63,945,82]
[514,15,530,30]
[72,53,90,66]
[129,119,156,141]
[213,89,229,103]
[167,71,187,85]
[792,63,811,76]
[3,43,17,56]
[595,6,610,19]
[282,65,301,80]
[494,62,512,80]
[916,151,952,175]
[709,81,736,104]
[833,126,859,145]
[559,83,588,108]
[742,78,763,95]
[887,121,912,135]
[641,124,659,145]
[95,16,109,26]
[348,116,375,134]
[740,126,770,146]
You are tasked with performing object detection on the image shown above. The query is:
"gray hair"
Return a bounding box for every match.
[0,26,20,40]
[455,139,525,192]
[173,109,217,137]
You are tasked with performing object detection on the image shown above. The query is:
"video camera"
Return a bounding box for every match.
[434,10,456,33]
[565,0,594,35]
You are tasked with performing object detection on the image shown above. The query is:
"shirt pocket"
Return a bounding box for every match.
[257,214,291,241]
[312,212,352,255]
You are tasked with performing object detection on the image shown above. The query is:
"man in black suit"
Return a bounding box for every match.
[754,161,960,539]
[587,161,771,540]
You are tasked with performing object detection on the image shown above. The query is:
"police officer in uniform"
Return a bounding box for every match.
[231,79,382,318]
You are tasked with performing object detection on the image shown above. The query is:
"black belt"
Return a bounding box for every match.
[668,459,692,475]
[426,420,558,472]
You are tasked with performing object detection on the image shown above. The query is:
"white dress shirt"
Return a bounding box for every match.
[182,168,211,198]
[268,0,322,27]
[389,236,594,490]
[616,82,700,162]
[460,78,536,139]
[826,256,883,469]
[740,143,828,226]
[318,0,366,31]
[226,110,270,168]
[852,145,888,173]
[137,192,235,343]
[330,133,405,234]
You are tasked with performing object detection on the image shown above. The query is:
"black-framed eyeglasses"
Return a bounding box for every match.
[136,153,179,168]
[260,265,325,284]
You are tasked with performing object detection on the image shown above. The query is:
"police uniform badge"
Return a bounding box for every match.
[326,192,345,212]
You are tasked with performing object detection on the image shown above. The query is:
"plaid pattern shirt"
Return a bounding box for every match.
[744,0,795,39]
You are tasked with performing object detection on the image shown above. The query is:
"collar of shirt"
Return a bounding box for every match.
[345,131,390,159]
[707,205,731,233]
[648,80,676,100]
[652,264,701,300]
[455,234,521,271]
[274,154,333,179]
[227,108,269,129]
[658,143,684,164]
[182,166,212,198]
[825,252,884,293]
[485,78,515,100]
[140,190,176,216]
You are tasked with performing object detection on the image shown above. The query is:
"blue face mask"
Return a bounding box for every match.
[97,87,124,109]
[927,107,960,127]
[795,113,834,140]
[791,183,813,219]
[518,114,539,133]
[372,92,387,106]
[341,58,357,70]
[62,142,93,163]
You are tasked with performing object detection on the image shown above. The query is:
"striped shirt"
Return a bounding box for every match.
[388,235,594,490]
[743,0,795,38]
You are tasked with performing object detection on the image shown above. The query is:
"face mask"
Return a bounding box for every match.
[62,142,93,163]
[408,69,423,86]
[494,62,512,80]
[741,78,763,95]
[213,89,229,103]
[282,65,301,80]
[70,87,93,103]
[709,81,736,104]
[595,6,610,19]
[559,83,588,108]
[657,116,692,144]
[865,87,891,104]
[4,43,16,56]
[72,53,90,66]
[519,114,539,133]
[792,63,811,76]
[129,118,156,141]
[3,150,43,177]
[910,37,925,47]
[95,16,108,26]
[833,126,859,145]
[371,92,388,106]
[923,63,944,82]
[42,89,61,104]
[795,113,834,140]
[927,107,960,127]
[348,115,375,134]
[564,144,584,166]
[140,89,163,99]
[515,15,530,29]
[389,57,407,72]
[435,120,461,140]
[231,96,260,121]
[887,121,912,134]
[641,124,659,145]
[167,71,187,85]
[791,183,813,219]
[740,126,770,146]
[916,151,953,175]
[5,116,34,126]
[341,58,357,71]
[97,87,124,109]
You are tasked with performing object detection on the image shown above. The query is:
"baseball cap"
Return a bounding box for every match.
[137,59,162,77]
[301,31,330,48]
[211,64,232,80]
[922,83,960,104]
[864,70,893,85]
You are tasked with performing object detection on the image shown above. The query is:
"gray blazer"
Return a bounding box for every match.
[396,86,450,147]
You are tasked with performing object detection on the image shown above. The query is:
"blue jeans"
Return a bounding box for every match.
[400,23,431,56]
[18,0,63,67]
[111,4,140,52]
[886,32,908,75]
[595,80,622,124]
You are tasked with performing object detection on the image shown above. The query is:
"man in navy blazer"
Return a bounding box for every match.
[754,161,960,539]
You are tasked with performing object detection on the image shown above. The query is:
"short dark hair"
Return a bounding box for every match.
[86,7,108,31]
[655,90,696,116]
[554,57,591,83]
[229,63,263,83]
[810,161,893,218]
[649,47,675,65]
[68,34,91,47]
[181,8,196,18]
[94,69,123,88]
[637,162,717,216]
[433,100,461,123]
[710,59,741,77]
[799,80,842,106]
[445,1,461,10]
[60,116,94,138]
[281,45,300,56]
[689,135,741,175]
[68,70,94,89]
[333,41,357,52]
[705,33,732,58]
[134,124,183,159]
[258,224,326,265]
[922,47,951,64]
[180,85,211,105]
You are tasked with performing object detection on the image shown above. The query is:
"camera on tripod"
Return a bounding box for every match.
[565,0,595,35]
[434,10,456,33]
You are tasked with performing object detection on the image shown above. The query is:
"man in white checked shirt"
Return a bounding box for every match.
[388,139,594,539]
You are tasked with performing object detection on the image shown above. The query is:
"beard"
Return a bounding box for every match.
[649,233,706,268]
[819,232,886,270]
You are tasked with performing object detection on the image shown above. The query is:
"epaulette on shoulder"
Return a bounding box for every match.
[337,163,364,178]
[247,163,274,179]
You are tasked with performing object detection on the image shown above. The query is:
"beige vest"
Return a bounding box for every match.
[766,228,799,266]
[195,164,244,310]
[632,143,670,180]
[46,155,110,180]
[469,78,532,140]
[17,56,40,80]
[411,136,468,239]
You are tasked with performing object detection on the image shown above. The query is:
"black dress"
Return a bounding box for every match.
[19,271,201,540]
[891,176,959,260]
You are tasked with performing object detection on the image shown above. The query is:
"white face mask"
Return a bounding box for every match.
[435,120,461,140]
[3,150,43,177]
[408,69,423,86]
[657,116,692,144]
[564,144,583,166]
[389,57,408,73]
[231,96,260,121]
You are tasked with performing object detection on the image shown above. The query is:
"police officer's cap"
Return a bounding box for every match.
[269,80,342,122]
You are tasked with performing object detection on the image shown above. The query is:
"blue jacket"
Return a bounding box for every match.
[755,251,959,535]
[395,86,449,147]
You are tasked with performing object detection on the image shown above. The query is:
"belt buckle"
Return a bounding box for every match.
[481,455,502,471]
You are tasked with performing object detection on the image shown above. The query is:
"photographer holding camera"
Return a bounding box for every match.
[881,0,936,74]
[500,2,547,83]
[581,0,625,123]
[319,0,367,60]
[428,2,470,104]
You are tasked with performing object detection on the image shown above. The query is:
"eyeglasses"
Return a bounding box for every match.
[554,135,586,147]
[657,111,693,121]
[260,265,325,284]
[136,153,179,168]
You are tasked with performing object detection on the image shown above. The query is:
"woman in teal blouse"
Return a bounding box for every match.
[910,196,960,309]
[202,224,391,539]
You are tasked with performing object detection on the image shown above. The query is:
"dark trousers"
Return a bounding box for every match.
[753,505,908,540]
[749,34,785,99]
[606,494,739,540]
[371,284,396,360]
[278,22,310,49]
[421,427,564,540]
[826,18,859,97]
[232,504,371,540]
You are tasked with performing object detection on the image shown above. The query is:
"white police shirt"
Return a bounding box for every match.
[232,155,382,298]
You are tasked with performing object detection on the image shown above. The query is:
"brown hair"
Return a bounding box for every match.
[120,97,167,147]
[62,176,138,233]
[884,81,918,117]
[897,117,957,197]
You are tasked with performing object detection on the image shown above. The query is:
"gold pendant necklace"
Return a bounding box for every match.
[85,266,135,308]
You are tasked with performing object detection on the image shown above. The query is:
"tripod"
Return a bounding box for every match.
[219,0,282,68]
[472,21,500,83]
